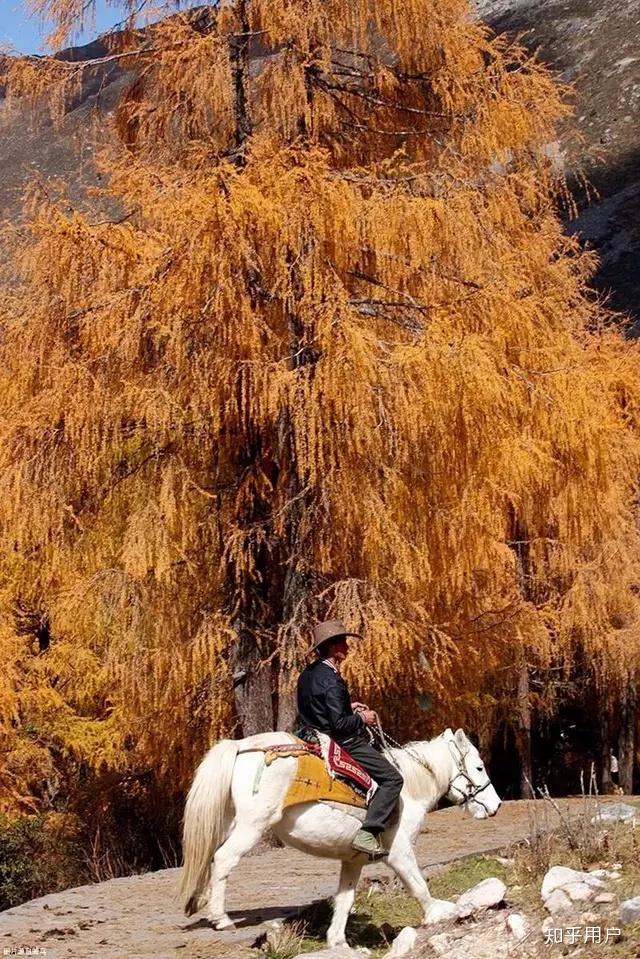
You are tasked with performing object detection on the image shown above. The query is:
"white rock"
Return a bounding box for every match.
[295,950,358,959]
[541,865,580,898]
[591,802,637,823]
[589,869,621,880]
[423,899,458,924]
[506,913,528,941]
[620,895,640,924]
[544,888,573,913]
[541,865,607,904]
[562,881,600,901]
[384,927,418,958]
[426,932,451,956]
[455,878,507,918]
[581,911,599,924]
[594,892,616,904]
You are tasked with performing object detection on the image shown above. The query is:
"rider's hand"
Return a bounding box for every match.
[351,701,368,711]
[360,709,377,726]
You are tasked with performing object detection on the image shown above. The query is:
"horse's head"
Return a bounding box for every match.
[442,728,501,819]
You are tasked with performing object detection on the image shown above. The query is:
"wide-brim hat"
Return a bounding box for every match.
[310,618,363,654]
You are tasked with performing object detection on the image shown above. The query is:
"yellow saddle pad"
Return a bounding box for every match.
[280,751,368,810]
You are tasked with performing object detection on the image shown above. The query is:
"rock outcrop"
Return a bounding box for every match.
[475,0,640,328]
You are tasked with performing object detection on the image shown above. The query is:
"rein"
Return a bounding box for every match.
[372,717,437,779]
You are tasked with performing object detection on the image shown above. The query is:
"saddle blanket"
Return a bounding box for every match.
[282,752,370,810]
[259,736,377,809]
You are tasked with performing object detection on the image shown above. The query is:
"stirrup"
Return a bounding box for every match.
[350,830,389,860]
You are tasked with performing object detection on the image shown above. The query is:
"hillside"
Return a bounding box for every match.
[476,0,640,324]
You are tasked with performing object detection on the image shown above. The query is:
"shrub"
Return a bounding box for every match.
[0,812,86,909]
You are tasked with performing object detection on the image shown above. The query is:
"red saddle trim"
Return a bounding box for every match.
[328,741,373,791]
[261,738,373,793]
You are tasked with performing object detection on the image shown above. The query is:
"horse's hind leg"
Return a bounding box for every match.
[326,859,362,947]
[207,822,264,929]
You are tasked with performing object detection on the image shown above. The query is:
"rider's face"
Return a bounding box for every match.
[331,637,349,663]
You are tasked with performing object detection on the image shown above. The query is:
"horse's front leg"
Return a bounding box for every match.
[386,834,434,922]
[387,834,458,924]
[326,859,362,947]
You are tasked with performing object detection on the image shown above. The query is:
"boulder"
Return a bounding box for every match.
[541,865,610,912]
[426,932,452,956]
[542,866,607,898]
[424,911,538,959]
[294,950,361,959]
[506,913,528,941]
[561,880,600,901]
[544,889,573,914]
[581,911,600,924]
[591,803,638,823]
[594,893,616,904]
[620,896,640,925]
[384,927,418,958]
[455,878,507,918]
[424,899,458,924]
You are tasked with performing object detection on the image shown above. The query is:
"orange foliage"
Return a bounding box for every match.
[0,0,639,811]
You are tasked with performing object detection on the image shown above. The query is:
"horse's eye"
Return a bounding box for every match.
[477,766,484,772]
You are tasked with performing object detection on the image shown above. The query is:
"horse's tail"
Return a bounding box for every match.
[180,739,239,916]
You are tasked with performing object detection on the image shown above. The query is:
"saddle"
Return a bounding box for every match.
[257,735,377,811]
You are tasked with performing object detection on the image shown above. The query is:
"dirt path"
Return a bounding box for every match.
[0,797,629,959]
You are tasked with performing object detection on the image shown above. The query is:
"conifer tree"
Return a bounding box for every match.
[1,0,639,813]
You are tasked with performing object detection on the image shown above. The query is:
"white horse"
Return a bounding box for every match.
[180,727,501,946]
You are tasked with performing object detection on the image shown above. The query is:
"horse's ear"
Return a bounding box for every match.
[454,728,469,754]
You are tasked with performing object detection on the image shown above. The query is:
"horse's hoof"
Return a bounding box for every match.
[212,915,236,930]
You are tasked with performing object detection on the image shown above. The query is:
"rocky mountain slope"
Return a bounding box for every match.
[1,0,638,323]
[476,0,640,324]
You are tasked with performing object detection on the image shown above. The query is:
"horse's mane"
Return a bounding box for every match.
[384,736,446,805]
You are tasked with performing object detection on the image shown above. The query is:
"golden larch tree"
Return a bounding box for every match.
[0,0,639,825]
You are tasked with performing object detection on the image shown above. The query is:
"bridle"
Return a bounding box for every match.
[374,716,493,814]
[446,738,494,815]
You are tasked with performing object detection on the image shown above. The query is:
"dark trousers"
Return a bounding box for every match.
[341,736,404,834]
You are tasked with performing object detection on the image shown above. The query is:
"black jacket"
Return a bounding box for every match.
[296,660,365,744]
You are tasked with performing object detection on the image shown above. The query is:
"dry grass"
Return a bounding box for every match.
[511,787,640,885]
[261,919,307,959]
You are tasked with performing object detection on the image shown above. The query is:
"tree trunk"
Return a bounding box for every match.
[230,623,274,735]
[510,513,534,798]
[276,567,308,733]
[228,0,251,162]
[516,654,533,797]
[275,245,320,731]
[618,671,637,794]
[600,708,614,794]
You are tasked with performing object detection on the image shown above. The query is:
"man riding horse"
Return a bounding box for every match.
[296,618,404,860]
